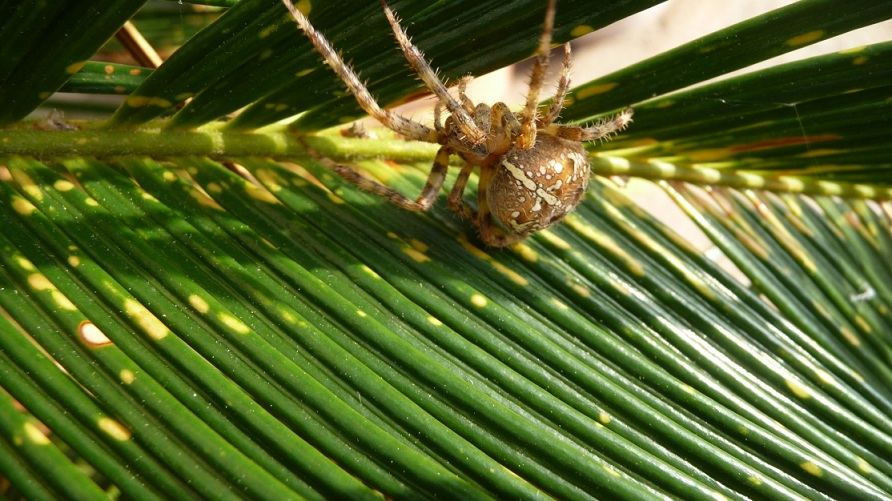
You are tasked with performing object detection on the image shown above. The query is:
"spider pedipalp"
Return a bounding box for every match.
[282,0,632,247]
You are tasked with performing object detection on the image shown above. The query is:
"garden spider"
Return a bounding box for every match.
[282,0,632,246]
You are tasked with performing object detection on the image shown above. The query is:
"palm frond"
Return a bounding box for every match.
[1,0,891,499]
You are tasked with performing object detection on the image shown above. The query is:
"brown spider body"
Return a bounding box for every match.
[282,0,632,247]
[486,135,590,236]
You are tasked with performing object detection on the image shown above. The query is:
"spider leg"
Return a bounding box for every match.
[478,218,531,247]
[492,102,522,143]
[379,0,485,145]
[433,101,444,133]
[330,147,452,211]
[472,167,530,247]
[447,163,477,219]
[473,103,492,133]
[281,0,438,143]
[537,43,571,128]
[447,163,525,247]
[543,107,634,142]
[517,0,557,149]
[457,77,475,113]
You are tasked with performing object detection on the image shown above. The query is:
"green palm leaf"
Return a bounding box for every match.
[1,0,891,499]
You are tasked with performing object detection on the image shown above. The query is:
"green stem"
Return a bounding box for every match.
[2,127,890,200]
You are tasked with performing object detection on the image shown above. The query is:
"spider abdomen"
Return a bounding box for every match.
[487,134,591,235]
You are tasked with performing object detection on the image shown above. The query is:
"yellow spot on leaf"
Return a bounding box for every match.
[856,457,873,474]
[852,55,868,65]
[126,95,173,108]
[471,294,487,308]
[219,312,251,334]
[124,298,169,340]
[576,83,618,101]
[816,369,835,385]
[571,283,590,297]
[66,61,87,74]
[357,310,367,317]
[188,186,223,209]
[99,418,132,441]
[28,274,53,291]
[24,423,51,445]
[15,256,35,271]
[52,290,76,311]
[255,169,284,192]
[403,247,430,263]
[786,379,811,399]
[297,0,311,16]
[120,369,136,384]
[362,265,380,279]
[565,218,644,276]
[13,171,41,200]
[259,24,277,39]
[12,196,36,215]
[278,308,297,324]
[427,316,442,326]
[838,46,866,55]
[104,65,115,75]
[68,255,80,267]
[598,412,610,425]
[189,294,210,313]
[245,183,278,204]
[854,315,871,334]
[570,25,593,37]
[79,321,112,347]
[54,180,75,192]
[748,476,763,486]
[786,30,824,47]
[326,191,345,205]
[800,462,823,477]
[551,297,569,310]
[515,243,538,262]
[493,262,528,286]
[174,92,195,101]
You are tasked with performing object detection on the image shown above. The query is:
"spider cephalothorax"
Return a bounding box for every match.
[282,0,632,246]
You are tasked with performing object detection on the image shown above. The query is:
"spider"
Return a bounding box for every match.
[281,0,632,247]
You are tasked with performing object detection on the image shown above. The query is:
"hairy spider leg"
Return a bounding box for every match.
[517,0,558,149]
[457,77,476,114]
[538,44,572,128]
[543,107,634,142]
[378,0,485,145]
[447,163,476,220]
[329,147,452,211]
[281,0,438,144]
